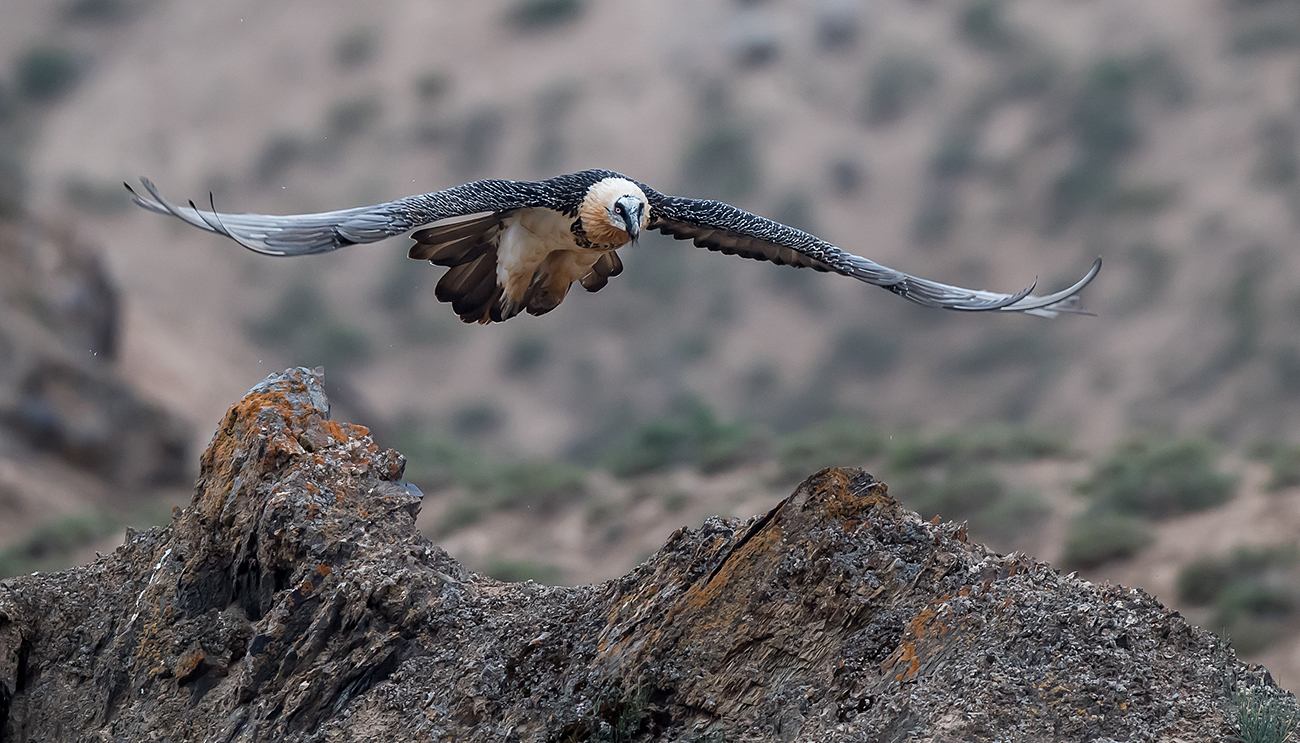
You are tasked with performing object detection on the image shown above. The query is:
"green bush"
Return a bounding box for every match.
[1061,509,1151,569]
[1176,545,1299,654]
[506,0,585,30]
[326,95,383,139]
[897,466,1004,522]
[971,491,1052,544]
[433,500,485,537]
[959,0,1015,51]
[605,402,764,478]
[334,26,379,69]
[681,125,760,202]
[16,47,82,103]
[505,335,551,376]
[776,419,885,483]
[247,283,371,368]
[482,558,563,585]
[1266,445,1300,491]
[451,402,505,438]
[492,461,587,512]
[888,426,1068,472]
[0,510,119,578]
[829,326,901,379]
[1077,438,1236,519]
[864,54,937,126]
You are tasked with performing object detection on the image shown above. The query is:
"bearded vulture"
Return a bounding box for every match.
[127,169,1100,324]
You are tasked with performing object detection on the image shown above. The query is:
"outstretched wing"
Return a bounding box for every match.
[644,191,1100,318]
[125,177,557,256]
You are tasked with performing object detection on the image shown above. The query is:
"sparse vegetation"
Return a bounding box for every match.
[1268,445,1300,491]
[864,54,938,126]
[506,0,585,30]
[776,418,885,483]
[63,0,134,23]
[454,108,506,177]
[681,124,761,202]
[16,47,82,103]
[326,95,383,139]
[1061,509,1151,570]
[492,461,587,511]
[1076,438,1236,519]
[605,401,765,478]
[506,335,552,376]
[334,26,379,69]
[959,0,1015,52]
[482,557,563,584]
[1178,546,1298,654]
[814,2,861,52]
[247,283,371,369]
[1231,683,1300,743]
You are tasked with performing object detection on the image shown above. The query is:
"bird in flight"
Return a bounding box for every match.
[128,169,1100,324]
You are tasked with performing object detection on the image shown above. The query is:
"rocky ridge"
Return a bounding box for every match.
[0,367,1258,741]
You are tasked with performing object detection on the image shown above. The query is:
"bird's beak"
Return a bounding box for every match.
[617,196,642,243]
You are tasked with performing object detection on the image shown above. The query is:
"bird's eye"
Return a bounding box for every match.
[614,203,625,215]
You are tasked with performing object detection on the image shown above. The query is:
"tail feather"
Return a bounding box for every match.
[435,251,503,323]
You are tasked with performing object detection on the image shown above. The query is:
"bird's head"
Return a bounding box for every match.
[580,177,649,247]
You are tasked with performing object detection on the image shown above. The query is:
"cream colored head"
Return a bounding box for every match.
[578,177,649,247]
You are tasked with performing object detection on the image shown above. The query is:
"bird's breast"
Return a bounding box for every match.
[497,208,615,302]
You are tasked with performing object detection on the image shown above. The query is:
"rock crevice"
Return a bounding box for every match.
[0,368,1250,741]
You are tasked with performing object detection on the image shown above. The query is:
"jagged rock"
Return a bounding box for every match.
[0,368,1255,741]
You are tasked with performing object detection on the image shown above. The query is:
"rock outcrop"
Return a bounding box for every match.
[0,368,1257,741]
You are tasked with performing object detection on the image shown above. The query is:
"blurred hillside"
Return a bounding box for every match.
[7,0,1300,689]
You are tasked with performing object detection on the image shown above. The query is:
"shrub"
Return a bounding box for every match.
[505,335,551,376]
[1176,545,1299,654]
[326,95,383,139]
[16,47,82,103]
[254,133,312,184]
[0,510,119,578]
[1077,438,1236,519]
[63,0,133,23]
[681,125,760,202]
[247,284,372,368]
[453,108,506,177]
[482,558,563,584]
[1255,115,1298,187]
[433,500,485,537]
[971,491,1052,544]
[605,402,764,478]
[776,418,885,483]
[506,0,585,30]
[1061,509,1151,569]
[959,0,1015,51]
[898,466,1005,522]
[815,3,861,52]
[492,461,587,511]
[1265,445,1300,491]
[828,158,866,196]
[863,54,937,126]
[888,426,1068,472]
[335,26,379,69]
[451,402,505,438]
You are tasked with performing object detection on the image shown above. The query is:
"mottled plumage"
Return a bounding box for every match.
[128,169,1100,323]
